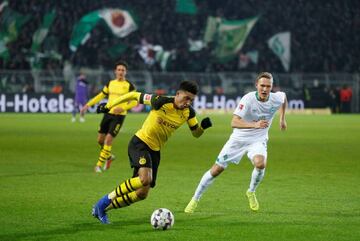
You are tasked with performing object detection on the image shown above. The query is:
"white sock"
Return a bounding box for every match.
[248,168,265,192]
[193,170,215,201]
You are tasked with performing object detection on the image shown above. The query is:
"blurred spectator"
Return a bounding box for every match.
[302,84,311,108]
[327,86,340,113]
[22,83,35,93]
[339,84,353,113]
[51,84,63,94]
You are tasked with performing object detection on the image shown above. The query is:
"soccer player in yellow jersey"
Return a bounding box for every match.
[92,80,212,224]
[80,61,137,173]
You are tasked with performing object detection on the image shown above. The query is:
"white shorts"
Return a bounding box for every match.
[215,137,267,168]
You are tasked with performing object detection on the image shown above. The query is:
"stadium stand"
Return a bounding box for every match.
[1,0,359,73]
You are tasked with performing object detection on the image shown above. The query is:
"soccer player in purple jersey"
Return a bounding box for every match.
[72,74,88,122]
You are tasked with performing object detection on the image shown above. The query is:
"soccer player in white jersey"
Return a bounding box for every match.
[184,72,287,213]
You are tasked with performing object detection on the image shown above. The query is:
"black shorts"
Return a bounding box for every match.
[128,135,160,188]
[98,113,125,137]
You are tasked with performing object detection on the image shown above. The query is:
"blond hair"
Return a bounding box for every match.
[255,72,273,83]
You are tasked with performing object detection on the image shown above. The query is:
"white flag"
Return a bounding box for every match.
[99,9,137,38]
[70,8,137,52]
[246,50,259,64]
[267,32,291,71]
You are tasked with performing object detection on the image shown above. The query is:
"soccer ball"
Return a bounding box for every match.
[150,208,175,230]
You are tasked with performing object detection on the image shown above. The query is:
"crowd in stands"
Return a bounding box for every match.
[1,0,359,73]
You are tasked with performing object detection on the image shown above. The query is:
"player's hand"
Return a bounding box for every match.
[96,103,110,113]
[113,107,124,114]
[280,119,287,131]
[254,120,269,129]
[80,105,89,115]
[201,117,212,129]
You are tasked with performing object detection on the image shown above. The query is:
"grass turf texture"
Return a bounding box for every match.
[0,113,359,241]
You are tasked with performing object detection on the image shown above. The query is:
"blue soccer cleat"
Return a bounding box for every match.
[92,195,111,224]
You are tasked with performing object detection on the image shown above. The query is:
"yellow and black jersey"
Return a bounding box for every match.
[86,79,137,115]
[135,93,200,151]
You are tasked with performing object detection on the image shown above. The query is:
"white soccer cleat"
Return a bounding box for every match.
[103,154,115,171]
[94,166,102,173]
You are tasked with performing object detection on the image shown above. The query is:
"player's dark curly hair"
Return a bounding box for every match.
[115,60,128,70]
[178,80,199,95]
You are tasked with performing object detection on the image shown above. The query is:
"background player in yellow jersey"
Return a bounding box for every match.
[80,61,137,173]
[92,80,212,224]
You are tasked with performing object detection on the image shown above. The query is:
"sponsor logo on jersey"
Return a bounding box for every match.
[156,117,178,129]
[239,104,244,110]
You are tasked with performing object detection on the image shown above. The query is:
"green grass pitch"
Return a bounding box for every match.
[0,113,359,241]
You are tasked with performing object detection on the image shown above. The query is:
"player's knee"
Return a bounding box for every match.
[253,155,266,169]
[210,164,224,177]
[256,162,266,169]
[254,160,266,169]
[138,168,153,186]
[139,176,152,186]
[136,188,150,200]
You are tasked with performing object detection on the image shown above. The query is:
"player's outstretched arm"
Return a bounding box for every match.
[86,92,107,107]
[231,115,269,129]
[113,100,138,114]
[107,92,142,109]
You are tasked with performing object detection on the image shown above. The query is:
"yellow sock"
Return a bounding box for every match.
[107,191,141,210]
[96,144,111,167]
[111,177,143,198]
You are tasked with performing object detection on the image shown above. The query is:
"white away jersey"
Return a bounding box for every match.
[232,91,286,142]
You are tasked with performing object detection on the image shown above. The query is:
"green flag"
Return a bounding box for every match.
[213,16,259,62]
[155,48,172,71]
[176,0,197,15]
[31,10,56,53]
[203,16,220,43]
[107,43,127,59]
[0,2,31,60]
[69,10,100,52]
[267,32,291,71]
